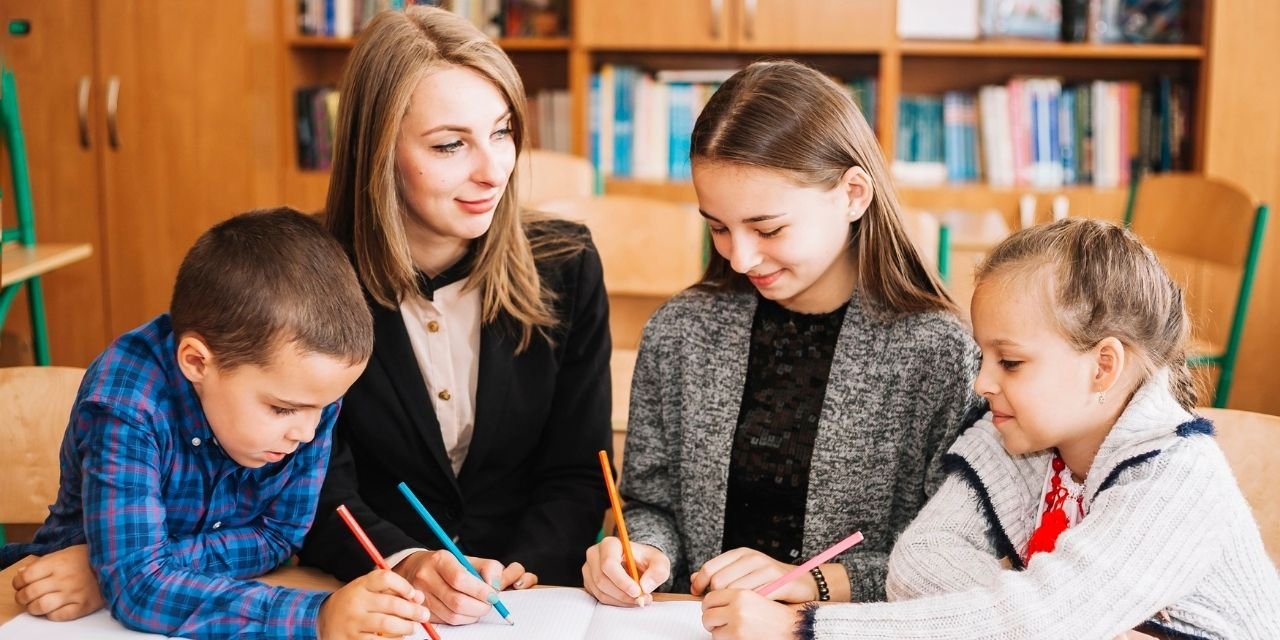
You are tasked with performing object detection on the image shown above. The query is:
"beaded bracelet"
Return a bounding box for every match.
[810,566,830,602]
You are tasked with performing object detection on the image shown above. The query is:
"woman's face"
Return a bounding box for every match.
[395,66,517,252]
[693,160,871,313]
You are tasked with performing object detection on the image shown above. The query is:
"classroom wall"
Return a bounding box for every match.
[1202,0,1280,413]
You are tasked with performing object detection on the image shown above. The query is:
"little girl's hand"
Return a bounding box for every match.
[701,589,801,639]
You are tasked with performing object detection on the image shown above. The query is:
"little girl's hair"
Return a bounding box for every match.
[976,218,1196,409]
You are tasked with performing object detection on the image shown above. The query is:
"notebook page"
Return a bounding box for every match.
[0,611,177,639]
[409,587,597,639]
[583,600,709,640]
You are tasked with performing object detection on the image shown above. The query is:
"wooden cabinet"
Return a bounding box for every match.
[0,0,280,364]
[735,0,892,52]
[0,1,110,365]
[578,0,732,50]
[577,0,889,51]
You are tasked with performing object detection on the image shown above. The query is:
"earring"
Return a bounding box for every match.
[1097,391,1106,405]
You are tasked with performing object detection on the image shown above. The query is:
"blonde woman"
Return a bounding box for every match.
[298,6,612,626]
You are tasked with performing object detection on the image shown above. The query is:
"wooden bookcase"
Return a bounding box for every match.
[279,0,1210,226]
[277,1,1280,413]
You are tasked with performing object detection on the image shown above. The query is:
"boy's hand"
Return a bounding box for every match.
[392,550,523,625]
[692,547,813,602]
[317,569,429,639]
[701,588,802,640]
[12,544,105,621]
[582,537,669,607]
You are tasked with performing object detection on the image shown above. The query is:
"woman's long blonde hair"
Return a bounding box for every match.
[325,6,559,351]
[691,60,955,316]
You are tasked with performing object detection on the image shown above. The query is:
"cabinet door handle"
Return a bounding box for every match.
[77,75,91,149]
[710,0,723,39]
[106,76,120,150]
[743,0,757,40]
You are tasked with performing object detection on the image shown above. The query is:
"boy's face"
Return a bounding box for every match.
[177,336,367,468]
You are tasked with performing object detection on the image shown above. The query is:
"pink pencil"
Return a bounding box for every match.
[755,531,864,598]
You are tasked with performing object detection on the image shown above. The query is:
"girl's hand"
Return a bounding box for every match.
[582,537,670,607]
[691,547,814,603]
[702,588,802,640]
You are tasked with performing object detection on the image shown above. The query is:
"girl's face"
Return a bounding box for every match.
[970,274,1122,471]
[395,66,516,255]
[692,161,872,313]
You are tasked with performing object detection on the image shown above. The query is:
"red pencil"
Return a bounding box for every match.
[336,505,442,640]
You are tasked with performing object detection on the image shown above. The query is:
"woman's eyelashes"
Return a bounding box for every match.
[431,125,513,155]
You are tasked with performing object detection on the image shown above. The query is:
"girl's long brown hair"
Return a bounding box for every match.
[690,60,955,316]
[325,6,565,351]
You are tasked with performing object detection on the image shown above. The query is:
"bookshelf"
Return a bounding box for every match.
[272,0,1280,413]
[278,1,1211,226]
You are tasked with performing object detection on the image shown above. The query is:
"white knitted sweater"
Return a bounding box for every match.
[804,372,1280,639]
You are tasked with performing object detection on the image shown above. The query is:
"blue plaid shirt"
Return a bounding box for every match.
[0,314,335,639]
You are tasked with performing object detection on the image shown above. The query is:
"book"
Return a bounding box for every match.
[0,589,708,640]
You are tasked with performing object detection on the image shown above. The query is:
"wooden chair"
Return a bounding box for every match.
[1124,173,1270,407]
[1197,407,1280,565]
[537,194,705,459]
[1,63,93,365]
[515,149,595,208]
[0,366,84,545]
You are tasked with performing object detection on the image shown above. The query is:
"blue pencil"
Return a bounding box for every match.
[396,482,515,625]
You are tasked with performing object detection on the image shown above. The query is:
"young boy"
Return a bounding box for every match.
[0,209,432,639]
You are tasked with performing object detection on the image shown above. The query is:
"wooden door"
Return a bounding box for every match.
[95,0,281,335]
[578,0,733,50]
[0,0,112,366]
[735,0,893,52]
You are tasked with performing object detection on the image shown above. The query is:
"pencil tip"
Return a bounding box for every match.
[504,616,515,626]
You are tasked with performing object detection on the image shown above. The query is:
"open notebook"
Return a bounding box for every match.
[0,588,709,640]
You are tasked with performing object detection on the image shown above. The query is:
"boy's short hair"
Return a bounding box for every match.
[170,207,373,370]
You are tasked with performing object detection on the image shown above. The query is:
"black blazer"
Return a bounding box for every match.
[300,220,612,586]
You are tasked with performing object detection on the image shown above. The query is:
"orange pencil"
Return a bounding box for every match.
[597,450,644,605]
[336,505,442,640]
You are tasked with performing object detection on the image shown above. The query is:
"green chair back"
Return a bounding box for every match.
[1126,172,1269,407]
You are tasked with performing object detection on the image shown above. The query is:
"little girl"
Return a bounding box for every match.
[701,218,1280,638]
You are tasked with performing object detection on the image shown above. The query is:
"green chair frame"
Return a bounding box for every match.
[1124,174,1270,408]
[0,62,53,365]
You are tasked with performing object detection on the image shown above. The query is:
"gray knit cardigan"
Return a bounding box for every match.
[805,371,1280,638]
[619,287,982,601]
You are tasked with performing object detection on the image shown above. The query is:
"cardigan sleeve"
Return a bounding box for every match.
[806,439,1230,640]
[884,474,1004,602]
[618,310,687,590]
[843,322,983,603]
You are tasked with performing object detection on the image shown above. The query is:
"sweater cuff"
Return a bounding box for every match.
[797,602,820,640]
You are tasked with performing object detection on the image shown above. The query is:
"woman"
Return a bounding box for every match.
[299,6,612,626]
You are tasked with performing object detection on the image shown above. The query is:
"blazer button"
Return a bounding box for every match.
[438,389,451,401]
[427,320,440,333]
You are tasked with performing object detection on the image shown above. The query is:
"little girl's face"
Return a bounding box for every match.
[970,275,1103,457]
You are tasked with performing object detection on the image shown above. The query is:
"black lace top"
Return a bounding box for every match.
[721,295,849,563]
